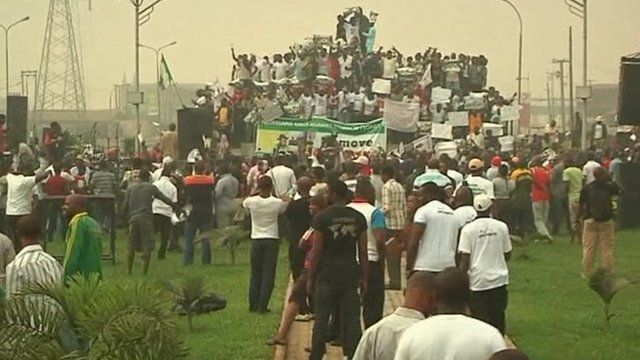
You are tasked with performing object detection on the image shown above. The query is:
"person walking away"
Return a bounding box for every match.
[6,163,50,250]
[582,154,600,186]
[124,169,178,275]
[62,194,103,285]
[393,268,507,360]
[348,178,386,328]
[464,158,495,198]
[509,160,533,238]
[406,183,465,274]
[153,167,178,260]
[458,194,512,334]
[549,156,568,235]
[492,164,514,222]
[267,154,296,197]
[380,165,406,290]
[183,161,215,266]
[307,180,368,360]
[285,177,313,287]
[44,163,71,242]
[530,156,552,241]
[564,158,585,243]
[90,160,117,231]
[243,176,289,314]
[266,195,327,346]
[214,160,240,229]
[352,272,437,360]
[579,167,620,276]
[5,215,62,296]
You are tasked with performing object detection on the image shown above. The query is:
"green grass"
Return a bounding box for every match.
[46,228,640,360]
[47,232,289,360]
[508,230,640,360]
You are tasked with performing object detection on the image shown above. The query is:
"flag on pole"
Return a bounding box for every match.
[159,55,174,90]
[419,63,433,88]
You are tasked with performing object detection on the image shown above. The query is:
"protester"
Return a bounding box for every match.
[183,161,215,266]
[406,183,464,274]
[307,180,368,360]
[563,157,584,243]
[124,169,178,275]
[579,167,621,275]
[582,154,600,186]
[380,165,406,290]
[413,159,452,190]
[285,177,313,284]
[152,167,178,260]
[62,194,103,284]
[549,155,568,235]
[159,123,179,159]
[458,194,512,334]
[451,185,477,225]
[530,156,552,241]
[393,268,507,360]
[348,178,386,328]
[243,176,289,314]
[44,162,71,242]
[492,164,513,222]
[214,160,240,229]
[5,215,62,296]
[267,154,296,197]
[463,158,494,198]
[353,271,436,360]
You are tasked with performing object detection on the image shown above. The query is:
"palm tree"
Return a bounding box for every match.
[0,276,188,360]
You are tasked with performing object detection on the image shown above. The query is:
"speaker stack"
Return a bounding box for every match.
[6,95,28,148]
[617,54,640,126]
[177,106,213,159]
[617,162,640,229]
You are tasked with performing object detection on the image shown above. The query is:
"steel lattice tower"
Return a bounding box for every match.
[34,0,86,119]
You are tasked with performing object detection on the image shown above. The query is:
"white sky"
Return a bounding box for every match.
[2,0,639,109]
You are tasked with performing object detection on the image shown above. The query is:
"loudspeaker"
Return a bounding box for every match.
[177,107,213,159]
[6,95,28,148]
[617,56,640,125]
[618,163,640,192]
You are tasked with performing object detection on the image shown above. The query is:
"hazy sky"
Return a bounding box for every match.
[2,0,639,109]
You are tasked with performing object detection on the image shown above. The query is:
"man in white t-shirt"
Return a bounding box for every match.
[339,52,354,80]
[382,50,398,79]
[394,268,507,360]
[406,183,465,273]
[6,164,50,245]
[242,176,288,313]
[313,90,329,117]
[463,158,495,198]
[458,194,512,335]
[272,54,288,81]
[266,155,296,197]
[582,156,601,185]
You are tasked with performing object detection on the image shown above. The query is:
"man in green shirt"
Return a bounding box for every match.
[62,194,103,284]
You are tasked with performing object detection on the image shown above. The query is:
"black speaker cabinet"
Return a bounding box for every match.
[177,106,213,159]
[6,95,28,148]
[618,56,640,125]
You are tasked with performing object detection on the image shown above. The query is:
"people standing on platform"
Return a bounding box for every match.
[62,194,103,284]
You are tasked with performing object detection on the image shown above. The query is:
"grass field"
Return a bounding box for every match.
[508,230,640,360]
[48,233,289,360]
[46,227,640,360]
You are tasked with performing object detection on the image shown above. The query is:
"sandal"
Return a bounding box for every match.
[266,337,287,346]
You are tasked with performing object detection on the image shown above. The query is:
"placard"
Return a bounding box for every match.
[448,111,469,127]
[431,123,453,140]
[259,104,285,123]
[383,99,420,132]
[464,92,486,110]
[431,87,452,104]
[372,78,392,95]
[498,135,515,152]
[500,105,519,122]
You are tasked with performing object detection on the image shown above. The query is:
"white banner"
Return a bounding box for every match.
[431,87,452,104]
[372,78,392,95]
[500,105,519,122]
[448,111,469,127]
[383,100,420,132]
[464,92,486,110]
[431,123,453,140]
[259,104,284,123]
[498,135,514,152]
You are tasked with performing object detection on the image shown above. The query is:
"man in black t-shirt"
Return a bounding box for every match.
[579,166,621,275]
[307,180,368,360]
[286,177,313,281]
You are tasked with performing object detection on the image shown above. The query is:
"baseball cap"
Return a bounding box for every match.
[473,194,493,212]
[491,156,502,167]
[469,158,484,171]
[354,155,369,166]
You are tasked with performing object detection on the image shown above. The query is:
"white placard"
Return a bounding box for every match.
[448,111,469,127]
[464,92,486,110]
[383,100,420,132]
[500,105,519,122]
[259,104,284,123]
[431,87,452,104]
[498,135,515,152]
[431,123,453,140]
[482,123,504,137]
[372,78,392,95]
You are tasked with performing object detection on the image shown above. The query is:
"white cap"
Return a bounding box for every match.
[162,156,174,165]
[354,155,369,166]
[473,194,493,212]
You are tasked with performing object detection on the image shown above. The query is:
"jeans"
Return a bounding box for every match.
[45,202,66,242]
[183,218,212,266]
[310,278,362,360]
[249,239,279,312]
[470,285,508,335]
[582,219,615,274]
[532,200,551,237]
[550,196,569,235]
[363,261,384,329]
[154,214,172,260]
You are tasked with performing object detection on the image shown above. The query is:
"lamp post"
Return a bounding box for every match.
[139,41,177,126]
[1,16,30,109]
[499,0,523,106]
[565,0,588,149]
[130,0,169,153]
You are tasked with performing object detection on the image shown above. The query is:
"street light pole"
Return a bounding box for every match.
[500,0,523,106]
[1,16,30,110]
[139,41,177,126]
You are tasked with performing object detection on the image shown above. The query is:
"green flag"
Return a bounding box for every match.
[159,55,174,90]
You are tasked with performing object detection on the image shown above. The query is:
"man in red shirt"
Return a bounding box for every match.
[531,156,552,241]
[45,163,71,242]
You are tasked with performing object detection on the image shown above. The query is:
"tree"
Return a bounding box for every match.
[163,276,227,332]
[0,276,188,360]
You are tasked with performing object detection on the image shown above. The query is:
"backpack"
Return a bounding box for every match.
[587,183,613,222]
